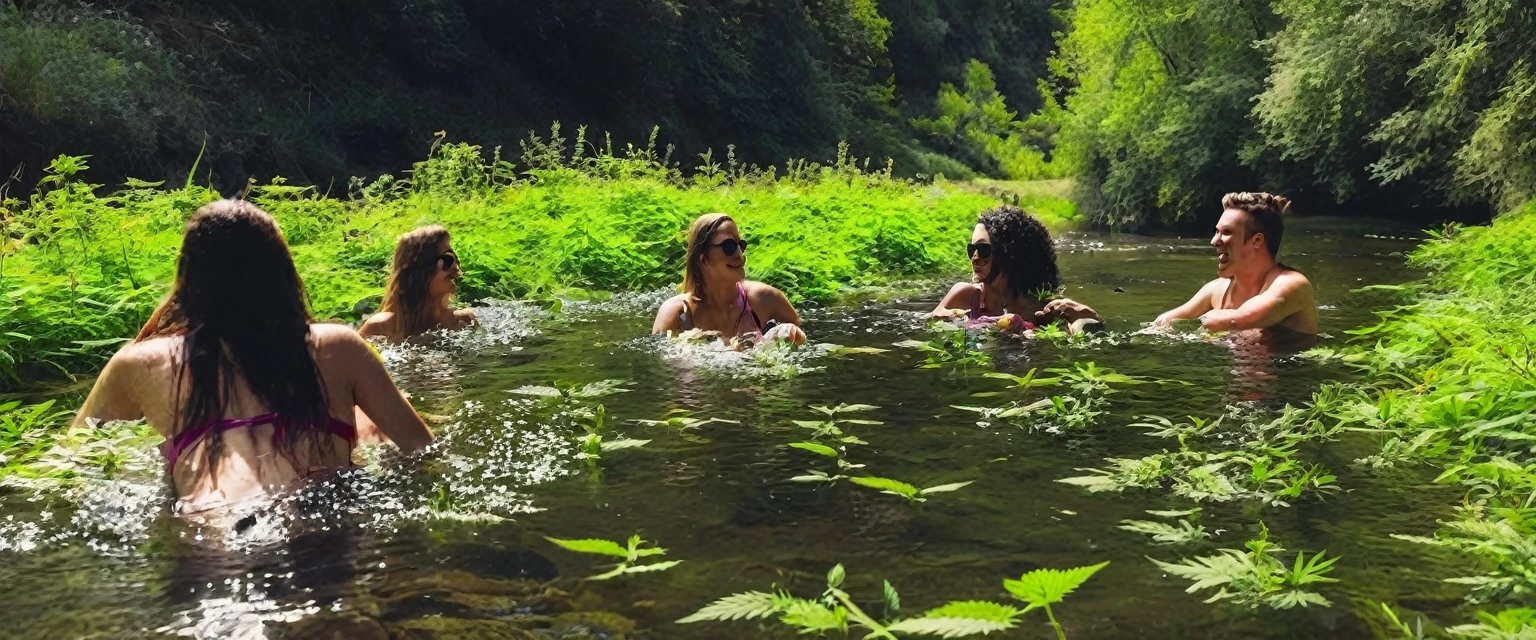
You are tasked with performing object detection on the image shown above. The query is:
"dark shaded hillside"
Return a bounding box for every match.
[0,0,1058,193]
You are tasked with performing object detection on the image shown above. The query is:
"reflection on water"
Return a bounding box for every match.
[4,218,1471,639]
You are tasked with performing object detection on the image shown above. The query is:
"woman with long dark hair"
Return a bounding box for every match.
[359,225,476,344]
[652,213,806,346]
[74,200,433,510]
[931,205,1101,332]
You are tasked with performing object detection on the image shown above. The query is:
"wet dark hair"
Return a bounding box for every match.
[381,225,452,337]
[1222,192,1291,258]
[976,205,1061,300]
[137,200,331,472]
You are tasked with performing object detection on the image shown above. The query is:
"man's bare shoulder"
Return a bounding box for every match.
[1269,268,1314,294]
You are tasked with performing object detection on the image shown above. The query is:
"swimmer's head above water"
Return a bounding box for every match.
[1213,192,1290,278]
[682,213,748,306]
[362,226,476,343]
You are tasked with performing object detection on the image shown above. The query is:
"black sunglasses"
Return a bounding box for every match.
[710,238,750,257]
[437,251,459,271]
[966,242,993,260]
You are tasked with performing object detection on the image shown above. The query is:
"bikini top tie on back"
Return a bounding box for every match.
[162,413,358,469]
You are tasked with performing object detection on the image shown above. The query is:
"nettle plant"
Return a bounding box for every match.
[788,441,865,484]
[895,326,992,372]
[511,379,648,462]
[1117,508,1210,546]
[545,534,683,581]
[1150,523,1339,609]
[679,561,1109,639]
[1059,406,1341,506]
[955,363,1152,433]
[631,408,740,445]
[794,403,884,446]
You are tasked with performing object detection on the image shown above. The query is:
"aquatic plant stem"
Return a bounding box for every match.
[1044,603,1066,640]
[830,589,896,640]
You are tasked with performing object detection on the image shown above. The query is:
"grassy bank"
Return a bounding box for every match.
[1314,204,1536,634]
[0,132,1033,392]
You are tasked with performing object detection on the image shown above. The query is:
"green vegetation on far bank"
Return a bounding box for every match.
[0,127,1049,392]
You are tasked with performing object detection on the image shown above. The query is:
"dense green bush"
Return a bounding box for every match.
[1044,0,1530,226]
[0,0,1060,193]
[0,129,1062,391]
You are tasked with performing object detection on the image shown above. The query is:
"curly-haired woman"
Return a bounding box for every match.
[930,205,1100,333]
[359,226,477,344]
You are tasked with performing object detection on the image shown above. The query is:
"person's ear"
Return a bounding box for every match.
[1249,231,1266,251]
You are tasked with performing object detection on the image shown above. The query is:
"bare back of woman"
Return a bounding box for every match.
[74,200,432,512]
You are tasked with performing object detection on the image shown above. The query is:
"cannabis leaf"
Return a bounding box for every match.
[545,534,680,580]
[677,591,781,623]
[789,441,840,457]
[1004,562,1110,611]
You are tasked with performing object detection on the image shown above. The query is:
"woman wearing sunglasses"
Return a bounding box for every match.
[359,225,477,344]
[652,213,806,346]
[931,205,1101,333]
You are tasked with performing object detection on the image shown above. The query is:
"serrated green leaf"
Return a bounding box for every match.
[830,346,890,355]
[883,580,901,616]
[779,599,848,632]
[623,560,683,574]
[920,600,1022,622]
[1003,562,1110,610]
[545,537,630,558]
[677,591,782,623]
[839,418,885,425]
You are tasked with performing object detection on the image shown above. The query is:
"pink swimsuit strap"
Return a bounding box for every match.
[736,282,763,336]
[161,412,357,469]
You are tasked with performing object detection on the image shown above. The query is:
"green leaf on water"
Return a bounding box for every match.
[827,563,846,589]
[921,481,975,495]
[545,537,631,558]
[850,476,921,500]
[789,442,840,457]
[599,437,651,452]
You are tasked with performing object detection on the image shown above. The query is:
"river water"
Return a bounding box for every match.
[0,217,1472,639]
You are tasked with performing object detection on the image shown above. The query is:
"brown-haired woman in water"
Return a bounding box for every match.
[652,213,806,346]
[74,200,434,512]
[359,225,477,344]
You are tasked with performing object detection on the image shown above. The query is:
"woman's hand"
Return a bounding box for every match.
[1037,297,1099,323]
[763,322,807,346]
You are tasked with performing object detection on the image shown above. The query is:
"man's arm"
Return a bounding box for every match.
[1200,273,1312,332]
[1154,280,1220,327]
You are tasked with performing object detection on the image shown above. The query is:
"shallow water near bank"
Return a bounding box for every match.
[0,217,1474,639]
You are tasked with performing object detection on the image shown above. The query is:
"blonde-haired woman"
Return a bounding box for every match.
[652,213,806,346]
[359,226,477,343]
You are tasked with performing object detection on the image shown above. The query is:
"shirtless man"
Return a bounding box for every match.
[1154,192,1318,338]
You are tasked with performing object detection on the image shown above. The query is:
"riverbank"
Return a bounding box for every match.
[1,142,1082,392]
[1312,203,1536,634]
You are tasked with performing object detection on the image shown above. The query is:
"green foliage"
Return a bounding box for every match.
[0,401,161,487]
[1060,405,1341,505]
[0,134,1009,391]
[847,476,974,503]
[1149,523,1338,609]
[1118,508,1210,546]
[545,533,682,581]
[679,562,1106,639]
[792,403,884,446]
[896,326,992,372]
[911,60,1062,180]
